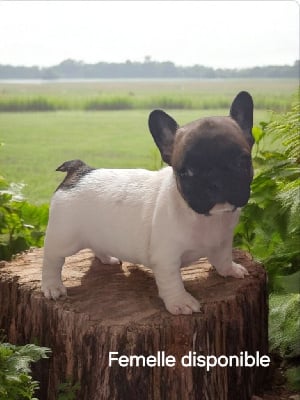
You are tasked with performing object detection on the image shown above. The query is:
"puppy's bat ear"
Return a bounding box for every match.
[148,110,179,165]
[230,91,254,148]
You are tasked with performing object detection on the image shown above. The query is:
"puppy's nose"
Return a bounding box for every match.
[211,182,222,190]
[208,182,223,195]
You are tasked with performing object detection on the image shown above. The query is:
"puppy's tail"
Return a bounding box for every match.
[56,159,91,173]
[55,159,95,191]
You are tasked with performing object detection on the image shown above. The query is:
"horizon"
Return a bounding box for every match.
[1,58,298,70]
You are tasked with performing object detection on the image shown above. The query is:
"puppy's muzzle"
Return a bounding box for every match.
[209,204,238,215]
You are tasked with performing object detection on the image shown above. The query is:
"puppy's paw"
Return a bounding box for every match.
[96,255,122,265]
[224,262,249,279]
[41,280,67,300]
[164,291,201,315]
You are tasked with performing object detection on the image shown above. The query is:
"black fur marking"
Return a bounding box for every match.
[173,119,253,215]
[148,109,179,165]
[55,159,95,191]
[230,91,254,148]
[148,91,254,215]
[175,132,253,214]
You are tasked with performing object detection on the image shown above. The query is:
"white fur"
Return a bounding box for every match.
[42,167,248,315]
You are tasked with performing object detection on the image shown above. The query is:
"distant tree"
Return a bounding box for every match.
[0,59,298,79]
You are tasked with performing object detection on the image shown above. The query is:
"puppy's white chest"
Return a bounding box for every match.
[179,210,239,265]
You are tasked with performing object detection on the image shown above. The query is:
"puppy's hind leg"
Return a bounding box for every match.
[41,228,80,299]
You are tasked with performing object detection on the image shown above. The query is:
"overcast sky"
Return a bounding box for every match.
[0,0,298,68]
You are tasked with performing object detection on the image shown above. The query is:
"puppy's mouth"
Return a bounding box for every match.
[175,174,249,216]
[208,203,239,215]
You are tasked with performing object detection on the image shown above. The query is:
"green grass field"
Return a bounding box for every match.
[0,78,297,111]
[0,79,298,204]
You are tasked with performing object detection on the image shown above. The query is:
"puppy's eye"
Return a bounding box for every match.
[177,168,194,177]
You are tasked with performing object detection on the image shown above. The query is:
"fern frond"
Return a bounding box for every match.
[269,293,300,358]
[265,101,300,159]
[277,179,300,216]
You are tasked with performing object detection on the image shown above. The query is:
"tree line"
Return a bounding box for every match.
[0,59,298,79]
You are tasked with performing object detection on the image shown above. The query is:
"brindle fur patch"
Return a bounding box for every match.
[55,159,95,191]
[171,117,250,171]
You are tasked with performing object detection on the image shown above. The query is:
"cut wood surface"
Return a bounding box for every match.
[0,248,268,400]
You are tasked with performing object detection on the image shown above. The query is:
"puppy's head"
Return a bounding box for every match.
[148,91,254,215]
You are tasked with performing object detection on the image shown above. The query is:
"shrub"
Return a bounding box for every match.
[0,176,48,261]
[0,97,56,112]
[269,293,300,359]
[235,100,300,290]
[0,342,51,400]
[234,98,300,388]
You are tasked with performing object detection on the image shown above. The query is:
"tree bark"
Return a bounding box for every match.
[0,248,268,400]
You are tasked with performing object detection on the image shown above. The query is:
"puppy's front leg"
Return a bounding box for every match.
[208,240,249,279]
[152,262,201,315]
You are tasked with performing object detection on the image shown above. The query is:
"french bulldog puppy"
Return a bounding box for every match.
[42,91,254,315]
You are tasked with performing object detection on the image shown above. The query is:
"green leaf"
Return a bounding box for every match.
[252,125,265,144]
[273,271,300,293]
[269,293,300,358]
[0,342,51,400]
[286,367,300,391]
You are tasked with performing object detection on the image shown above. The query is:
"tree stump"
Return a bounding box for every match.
[0,248,268,400]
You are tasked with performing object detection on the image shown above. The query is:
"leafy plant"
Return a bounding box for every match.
[235,100,300,290]
[269,293,300,359]
[286,366,300,391]
[0,176,48,261]
[57,379,81,400]
[234,98,300,388]
[0,342,51,400]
